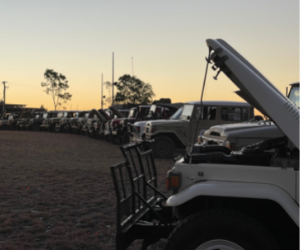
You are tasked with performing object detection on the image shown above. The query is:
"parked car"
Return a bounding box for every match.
[16,110,42,130]
[92,107,124,140]
[56,111,80,133]
[0,112,15,130]
[25,112,47,131]
[6,109,27,130]
[145,101,254,158]
[71,111,90,134]
[106,105,150,144]
[83,109,110,137]
[112,105,151,144]
[40,111,64,132]
[129,103,183,143]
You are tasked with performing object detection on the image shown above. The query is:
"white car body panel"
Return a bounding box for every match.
[202,121,283,149]
[170,162,297,199]
[132,120,147,138]
[166,180,299,226]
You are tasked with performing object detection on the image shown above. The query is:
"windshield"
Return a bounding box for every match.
[84,113,89,118]
[150,105,156,113]
[43,113,48,118]
[180,104,194,120]
[289,86,299,108]
[128,108,137,118]
[120,110,129,117]
[57,112,63,118]
[170,108,183,120]
[138,107,149,118]
[147,105,158,118]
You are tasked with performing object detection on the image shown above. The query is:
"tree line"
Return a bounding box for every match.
[41,69,155,110]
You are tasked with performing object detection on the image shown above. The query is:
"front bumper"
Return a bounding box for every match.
[130,133,143,143]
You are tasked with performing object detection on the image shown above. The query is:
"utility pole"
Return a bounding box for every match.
[112,52,114,105]
[101,74,103,109]
[2,81,7,112]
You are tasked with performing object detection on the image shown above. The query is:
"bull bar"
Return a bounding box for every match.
[110,141,175,250]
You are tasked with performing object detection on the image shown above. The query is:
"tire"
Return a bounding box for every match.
[87,131,92,138]
[50,124,56,132]
[95,130,101,140]
[121,132,130,144]
[62,124,68,133]
[32,123,40,131]
[105,134,112,143]
[112,135,120,145]
[165,210,280,250]
[152,136,174,159]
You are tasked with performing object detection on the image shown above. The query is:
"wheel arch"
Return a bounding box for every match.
[167,181,299,226]
[152,132,185,148]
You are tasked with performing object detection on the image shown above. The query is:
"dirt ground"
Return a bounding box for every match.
[0,131,174,250]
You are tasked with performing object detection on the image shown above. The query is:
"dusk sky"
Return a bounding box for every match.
[1,0,299,111]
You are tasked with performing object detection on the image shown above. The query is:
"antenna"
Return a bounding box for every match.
[112,52,114,105]
[2,81,8,112]
[101,73,103,109]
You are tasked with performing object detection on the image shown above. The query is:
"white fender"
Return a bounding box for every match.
[166,181,299,226]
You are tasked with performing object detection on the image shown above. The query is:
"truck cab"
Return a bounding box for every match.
[129,103,183,143]
[145,101,253,158]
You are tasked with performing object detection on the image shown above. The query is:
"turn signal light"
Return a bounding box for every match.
[198,136,203,144]
[167,172,182,191]
[226,141,236,150]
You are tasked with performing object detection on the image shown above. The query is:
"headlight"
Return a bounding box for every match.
[148,126,155,133]
[198,136,203,144]
[167,171,182,191]
[225,141,236,150]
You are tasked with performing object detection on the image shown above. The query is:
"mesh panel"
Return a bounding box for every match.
[111,142,168,232]
[140,150,157,201]
[110,162,134,230]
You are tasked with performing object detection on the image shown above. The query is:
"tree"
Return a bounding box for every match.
[114,75,155,104]
[41,69,72,110]
[103,81,113,106]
